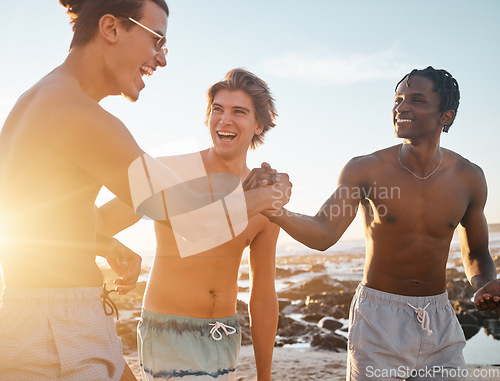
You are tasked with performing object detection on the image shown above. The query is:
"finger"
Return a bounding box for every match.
[268,174,281,184]
[253,179,269,189]
[244,171,277,189]
[243,171,258,189]
[474,301,484,310]
[485,298,498,310]
[116,284,136,295]
[114,275,139,285]
[474,294,485,304]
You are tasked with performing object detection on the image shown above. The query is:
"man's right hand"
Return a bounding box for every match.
[244,162,292,214]
[243,162,282,190]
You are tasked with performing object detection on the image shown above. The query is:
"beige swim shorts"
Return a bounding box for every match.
[0,286,125,381]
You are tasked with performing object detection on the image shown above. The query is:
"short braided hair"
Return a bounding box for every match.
[395,66,460,132]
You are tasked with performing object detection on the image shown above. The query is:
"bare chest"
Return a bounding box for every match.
[361,175,470,235]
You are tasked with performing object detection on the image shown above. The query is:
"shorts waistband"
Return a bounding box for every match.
[141,309,239,333]
[2,286,103,305]
[356,284,450,308]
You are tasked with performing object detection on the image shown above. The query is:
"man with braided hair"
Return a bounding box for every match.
[245,66,500,380]
[0,1,290,380]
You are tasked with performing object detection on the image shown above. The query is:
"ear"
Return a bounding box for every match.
[440,109,455,128]
[254,122,264,136]
[98,14,121,44]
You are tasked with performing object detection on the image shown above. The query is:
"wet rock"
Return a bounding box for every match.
[466,310,498,327]
[116,318,140,353]
[274,337,300,347]
[446,279,474,301]
[276,266,308,279]
[303,313,327,323]
[277,316,312,337]
[452,300,475,313]
[311,332,347,351]
[330,306,347,319]
[299,292,354,321]
[237,299,252,345]
[277,275,356,301]
[276,267,296,279]
[278,299,292,312]
[492,254,500,268]
[317,317,343,332]
[456,310,479,325]
[484,318,500,340]
[308,291,354,307]
[307,263,327,273]
[280,301,305,316]
[461,324,480,340]
[446,268,465,279]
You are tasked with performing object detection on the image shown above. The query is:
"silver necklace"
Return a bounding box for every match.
[398,144,443,180]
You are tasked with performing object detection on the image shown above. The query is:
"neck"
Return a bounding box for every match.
[399,140,443,179]
[203,148,249,180]
[60,46,116,102]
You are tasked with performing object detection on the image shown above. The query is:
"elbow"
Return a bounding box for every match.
[309,233,338,252]
[311,241,335,252]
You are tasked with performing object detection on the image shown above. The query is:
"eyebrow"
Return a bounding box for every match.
[154,30,165,38]
[233,106,250,112]
[212,103,250,113]
[395,92,428,98]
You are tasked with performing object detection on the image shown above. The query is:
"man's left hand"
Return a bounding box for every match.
[474,279,500,313]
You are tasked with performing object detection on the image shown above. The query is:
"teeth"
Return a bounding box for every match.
[218,131,237,137]
[397,119,412,122]
[141,66,154,76]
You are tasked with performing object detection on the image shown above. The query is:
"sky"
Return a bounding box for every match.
[1,0,499,254]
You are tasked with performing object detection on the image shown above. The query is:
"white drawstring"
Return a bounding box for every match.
[407,302,433,336]
[209,321,237,341]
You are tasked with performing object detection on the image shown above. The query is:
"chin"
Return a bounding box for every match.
[121,91,140,102]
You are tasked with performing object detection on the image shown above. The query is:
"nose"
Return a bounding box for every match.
[155,49,167,67]
[219,111,232,126]
[394,98,410,113]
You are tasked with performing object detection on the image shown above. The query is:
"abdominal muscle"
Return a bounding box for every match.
[142,254,243,319]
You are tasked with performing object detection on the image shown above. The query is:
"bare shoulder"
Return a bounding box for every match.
[24,73,128,141]
[444,149,487,207]
[340,145,399,184]
[445,148,486,183]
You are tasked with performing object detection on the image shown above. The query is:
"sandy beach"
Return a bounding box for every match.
[126,345,500,380]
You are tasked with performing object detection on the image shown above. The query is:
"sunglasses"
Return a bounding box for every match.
[128,17,167,56]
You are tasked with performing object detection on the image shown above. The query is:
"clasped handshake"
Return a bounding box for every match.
[243,162,292,219]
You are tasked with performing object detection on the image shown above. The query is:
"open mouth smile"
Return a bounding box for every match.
[140,65,154,76]
[217,131,237,141]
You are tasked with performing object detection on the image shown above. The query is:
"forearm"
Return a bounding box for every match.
[249,296,279,381]
[245,185,289,220]
[465,251,497,290]
[96,198,140,236]
[95,231,116,257]
[271,209,339,251]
